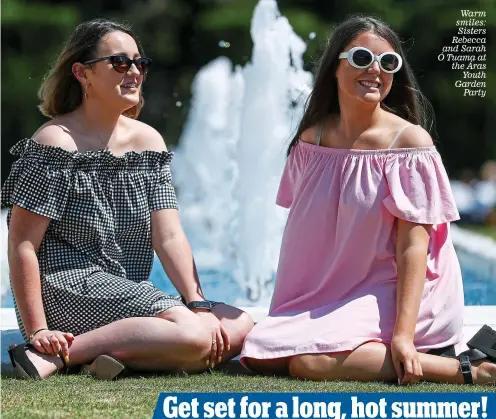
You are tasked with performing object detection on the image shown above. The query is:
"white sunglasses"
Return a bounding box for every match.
[339,47,403,73]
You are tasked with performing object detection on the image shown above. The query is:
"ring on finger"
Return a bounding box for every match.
[212,340,217,345]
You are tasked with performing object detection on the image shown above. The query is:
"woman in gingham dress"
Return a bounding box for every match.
[2,18,253,379]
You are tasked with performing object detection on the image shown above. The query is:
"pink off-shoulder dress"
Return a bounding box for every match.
[240,130,464,365]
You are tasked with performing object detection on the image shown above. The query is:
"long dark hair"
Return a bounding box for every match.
[288,15,433,155]
[38,18,145,119]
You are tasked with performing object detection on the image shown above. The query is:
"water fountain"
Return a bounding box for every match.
[171,0,313,303]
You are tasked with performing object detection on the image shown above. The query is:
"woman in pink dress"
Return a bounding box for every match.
[240,16,496,385]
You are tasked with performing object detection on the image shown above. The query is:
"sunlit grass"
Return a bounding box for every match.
[2,371,493,419]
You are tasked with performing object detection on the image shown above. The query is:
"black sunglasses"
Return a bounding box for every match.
[84,55,152,75]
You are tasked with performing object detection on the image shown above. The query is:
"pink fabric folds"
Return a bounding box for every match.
[383,151,460,225]
[240,141,464,366]
[276,143,309,208]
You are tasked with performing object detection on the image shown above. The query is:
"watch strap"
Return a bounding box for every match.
[187,300,213,311]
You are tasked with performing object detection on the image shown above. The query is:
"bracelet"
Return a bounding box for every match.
[28,327,48,341]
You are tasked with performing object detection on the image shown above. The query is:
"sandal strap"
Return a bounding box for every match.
[467,325,496,361]
[8,344,41,379]
[459,355,473,384]
[8,343,69,378]
[459,348,489,363]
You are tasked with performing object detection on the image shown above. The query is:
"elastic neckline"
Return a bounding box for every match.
[298,140,438,155]
[8,138,174,172]
[15,138,173,160]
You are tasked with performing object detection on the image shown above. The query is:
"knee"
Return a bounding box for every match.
[289,354,337,381]
[157,306,211,360]
[212,305,254,354]
[234,312,255,345]
[176,324,211,361]
[227,311,254,355]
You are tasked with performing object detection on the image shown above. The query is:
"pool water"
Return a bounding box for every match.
[2,255,494,308]
[456,252,496,306]
[151,260,496,306]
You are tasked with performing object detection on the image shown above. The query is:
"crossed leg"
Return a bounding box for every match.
[113,303,254,373]
[245,342,496,385]
[25,304,254,377]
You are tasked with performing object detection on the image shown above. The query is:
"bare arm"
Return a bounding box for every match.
[10,124,78,334]
[151,208,232,367]
[6,126,76,357]
[151,209,205,304]
[388,125,436,384]
[391,124,435,339]
[143,125,230,367]
[393,219,432,339]
[135,122,206,304]
[8,205,51,336]
[391,218,432,384]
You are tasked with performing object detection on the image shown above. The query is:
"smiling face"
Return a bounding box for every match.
[335,31,397,105]
[81,30,144,111]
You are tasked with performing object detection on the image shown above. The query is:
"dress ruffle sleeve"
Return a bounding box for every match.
[383,148,460,224]
[147,153,179,211]
[1,139,72,220]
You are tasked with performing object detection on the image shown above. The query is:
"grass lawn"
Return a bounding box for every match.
[2,370,494,419]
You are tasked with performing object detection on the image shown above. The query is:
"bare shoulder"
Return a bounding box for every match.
[392,124,434,149]
[299,125,320,144]
[125,117,168,152]
[32,120,78,152]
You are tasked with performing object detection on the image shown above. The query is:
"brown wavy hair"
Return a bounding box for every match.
[38,18,145,119]
[288,15,434,155]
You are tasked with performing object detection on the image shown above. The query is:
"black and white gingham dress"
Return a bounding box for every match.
[1,138,186,341]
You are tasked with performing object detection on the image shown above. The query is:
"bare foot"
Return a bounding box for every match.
[24,349,63,378]
[474,361,496,385]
